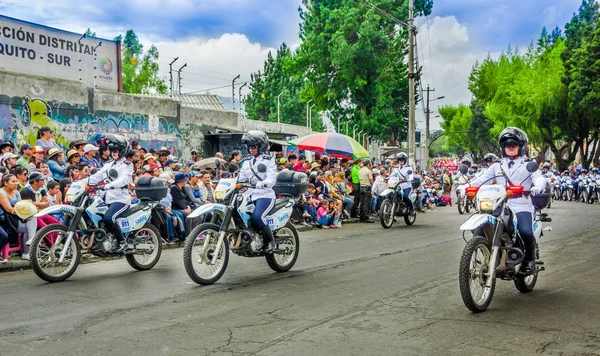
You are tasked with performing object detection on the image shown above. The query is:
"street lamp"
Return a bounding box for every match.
[306,99,313,128]
[309,104,316,129]
[353,124,359,140]
[363,133,368,148]
[345,121,350,136]
[337,115,343,134]
[277,90,286,124]
[357,130,364,145]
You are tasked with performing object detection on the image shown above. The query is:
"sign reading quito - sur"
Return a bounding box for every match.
[0,15,121,91]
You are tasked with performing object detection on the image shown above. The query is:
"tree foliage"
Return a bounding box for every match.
[441,0,600,168]
[114,30,168,95]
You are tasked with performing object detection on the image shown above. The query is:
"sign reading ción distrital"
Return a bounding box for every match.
[0,15,121,91]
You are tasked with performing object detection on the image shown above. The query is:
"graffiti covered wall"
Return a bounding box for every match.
[0,94,183,156]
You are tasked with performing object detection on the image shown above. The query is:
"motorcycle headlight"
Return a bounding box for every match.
[479,199,494,211]
[65,194,75,203]
[214,190,225,201]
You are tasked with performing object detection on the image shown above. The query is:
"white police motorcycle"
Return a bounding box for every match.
[457,162,551,313]
[379,175,419,228]
[29,170,167,282]
[183,163,308,285]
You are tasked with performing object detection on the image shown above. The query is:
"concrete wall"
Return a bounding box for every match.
[0,71,310,158]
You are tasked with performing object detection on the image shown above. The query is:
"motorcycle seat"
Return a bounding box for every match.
[120,204,147,218]
[267,198,292,216]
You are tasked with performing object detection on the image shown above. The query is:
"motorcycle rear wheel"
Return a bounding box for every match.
[514,271,538,293]
[379,199,394,229]
[457,195,465,215]
[404,210,416,225]
[459,236,495,313]
[30,224,81,283]
[266,222,300,273]
[183,223,229,285]
[125,223,162,271]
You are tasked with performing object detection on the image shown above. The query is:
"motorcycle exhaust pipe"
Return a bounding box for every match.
[506,248,524,265]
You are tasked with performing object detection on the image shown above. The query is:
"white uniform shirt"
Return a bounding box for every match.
[390,165,413,190]
[238,154,277,200]
[467,157,546,214]
[89,158,134,206]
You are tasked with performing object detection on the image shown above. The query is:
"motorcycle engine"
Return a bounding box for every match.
[103,234,115,252]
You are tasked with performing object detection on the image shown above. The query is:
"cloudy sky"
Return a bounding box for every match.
[0,0,584,130]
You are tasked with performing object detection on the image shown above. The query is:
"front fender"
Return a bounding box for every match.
[35,204,77,217]
[459,213,496,231]
[188,203,228,219]
[380,189,394,198]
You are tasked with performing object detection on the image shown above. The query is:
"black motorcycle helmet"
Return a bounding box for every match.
[468,164,478,174]
[396,152,408,164]
[581,169,588,174]
[241,130,269,154]
[104,134,130,158]
[461,158,471,166]
[483,153,498,163]
[498,126,528,157]
[542,162,551,170]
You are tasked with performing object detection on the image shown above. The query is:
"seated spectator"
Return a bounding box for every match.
[2,152,19,168]
[28,146,46,172]
[11,165,29,190]
[371,169,388,213]
[66,149,81,166]
[20,171,61,232]
[47,148,65,181]
[184,171,204,209]
[198,170,215,204]
[16,144,33,168]
[46,180,62,206]
[81,144,101,168]
[0,174,38,260]
[170,173,193,235]
[286,154,297,170]
[294,155,307,172]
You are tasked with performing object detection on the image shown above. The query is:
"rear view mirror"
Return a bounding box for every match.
[459,164,469,174]
[407,170,413,175]
[526,161,539,173]
[257,164,267,173]
[108,169,119,180]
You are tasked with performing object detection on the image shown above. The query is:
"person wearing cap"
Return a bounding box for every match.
[164,159,176,174]
[71,139,87,156]
[81,144,101,168]
[170,172,193,235]
[158,148,169,167]
[0,140,15,154]
[1,152,19,168]
[47,148,66,180]
[36,126,60,152]
[20,171,50,210]
[184,171,204,209]
[27,146,47,172]
[16,144,33,168]
[277,157,287,171]
[0,174,38,260]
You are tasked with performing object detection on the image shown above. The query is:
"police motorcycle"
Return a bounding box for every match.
[561,175,575,201]
[552,177,561,201]
[579,174,590,204]
[457,162,552,313]
[29,169,168,283]
[183,160,308,285]
[456,173,478,215]
[379,175,419,228]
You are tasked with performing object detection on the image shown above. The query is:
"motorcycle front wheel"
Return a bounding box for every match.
[183,223,229,285]
[457,195,465,215]
[126,223,162,271]
[459,236,496,313]
[266,222,300,273]
[30,224,81,283]
[379,199,394,229]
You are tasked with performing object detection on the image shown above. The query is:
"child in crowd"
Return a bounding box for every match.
[316,200,331,228]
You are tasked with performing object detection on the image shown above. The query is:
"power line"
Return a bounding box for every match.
[182,80,251,95]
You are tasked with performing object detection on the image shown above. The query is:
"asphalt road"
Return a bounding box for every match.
[0,200,599,356]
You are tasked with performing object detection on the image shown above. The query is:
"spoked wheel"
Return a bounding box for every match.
[30,224,81,283]
[514,271,538,293]
[459,236,496,313]
[404,209,417,225]
[126,223,162,271]
[266,222,300,273]
[379,199,394,229]
[183,223,229,285]
[457,195,465,215]
[465,198,471,213]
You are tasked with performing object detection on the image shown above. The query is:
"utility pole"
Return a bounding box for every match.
[277,91,286,124]
[231,74,240,110]
[408,0,416,166]
[177,63,187,95]
[345,121,350,136]
[423,85,444,168]
[337,115,342,133]
[168,57,179,97]
[309,104,316,129]
[239,82,248,115]
[306,99,313,128]
[353,124,359,140]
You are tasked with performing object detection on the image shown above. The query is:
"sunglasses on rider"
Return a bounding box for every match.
[248,145,258,149]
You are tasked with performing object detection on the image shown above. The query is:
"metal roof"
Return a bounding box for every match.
[135,93,227,111]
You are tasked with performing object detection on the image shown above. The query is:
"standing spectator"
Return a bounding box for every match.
[229,150,241,173]
[47,148,65,180]
[358,159,374,223]
[81,144,101,168]
[36,127,59,152]
[349,159,362,218]
[190,149,199,162]
[215,152,224,160]
[286,154,297,170]
[28,146,46,171]
[442,169,452,195]
[16,144,33,168]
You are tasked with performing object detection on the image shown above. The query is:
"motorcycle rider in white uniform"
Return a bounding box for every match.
[459,127,545,275]
[238,130,278,254]
[88,134,133,253]
[389,152,414,213]
[481,153,498,175]
[589,167,599,199]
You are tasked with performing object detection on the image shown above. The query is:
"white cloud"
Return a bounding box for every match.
[149,33,275,97]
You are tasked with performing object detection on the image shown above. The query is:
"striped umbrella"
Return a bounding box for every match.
[288,132,370,159]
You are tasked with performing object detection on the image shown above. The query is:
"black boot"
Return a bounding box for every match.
[113,229,128,254]
[521,261,535,275]
[262,227,276,254]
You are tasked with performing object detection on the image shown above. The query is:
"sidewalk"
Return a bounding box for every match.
[0,217,368,273]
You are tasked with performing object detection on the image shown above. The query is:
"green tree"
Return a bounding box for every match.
[114,30,168,94]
